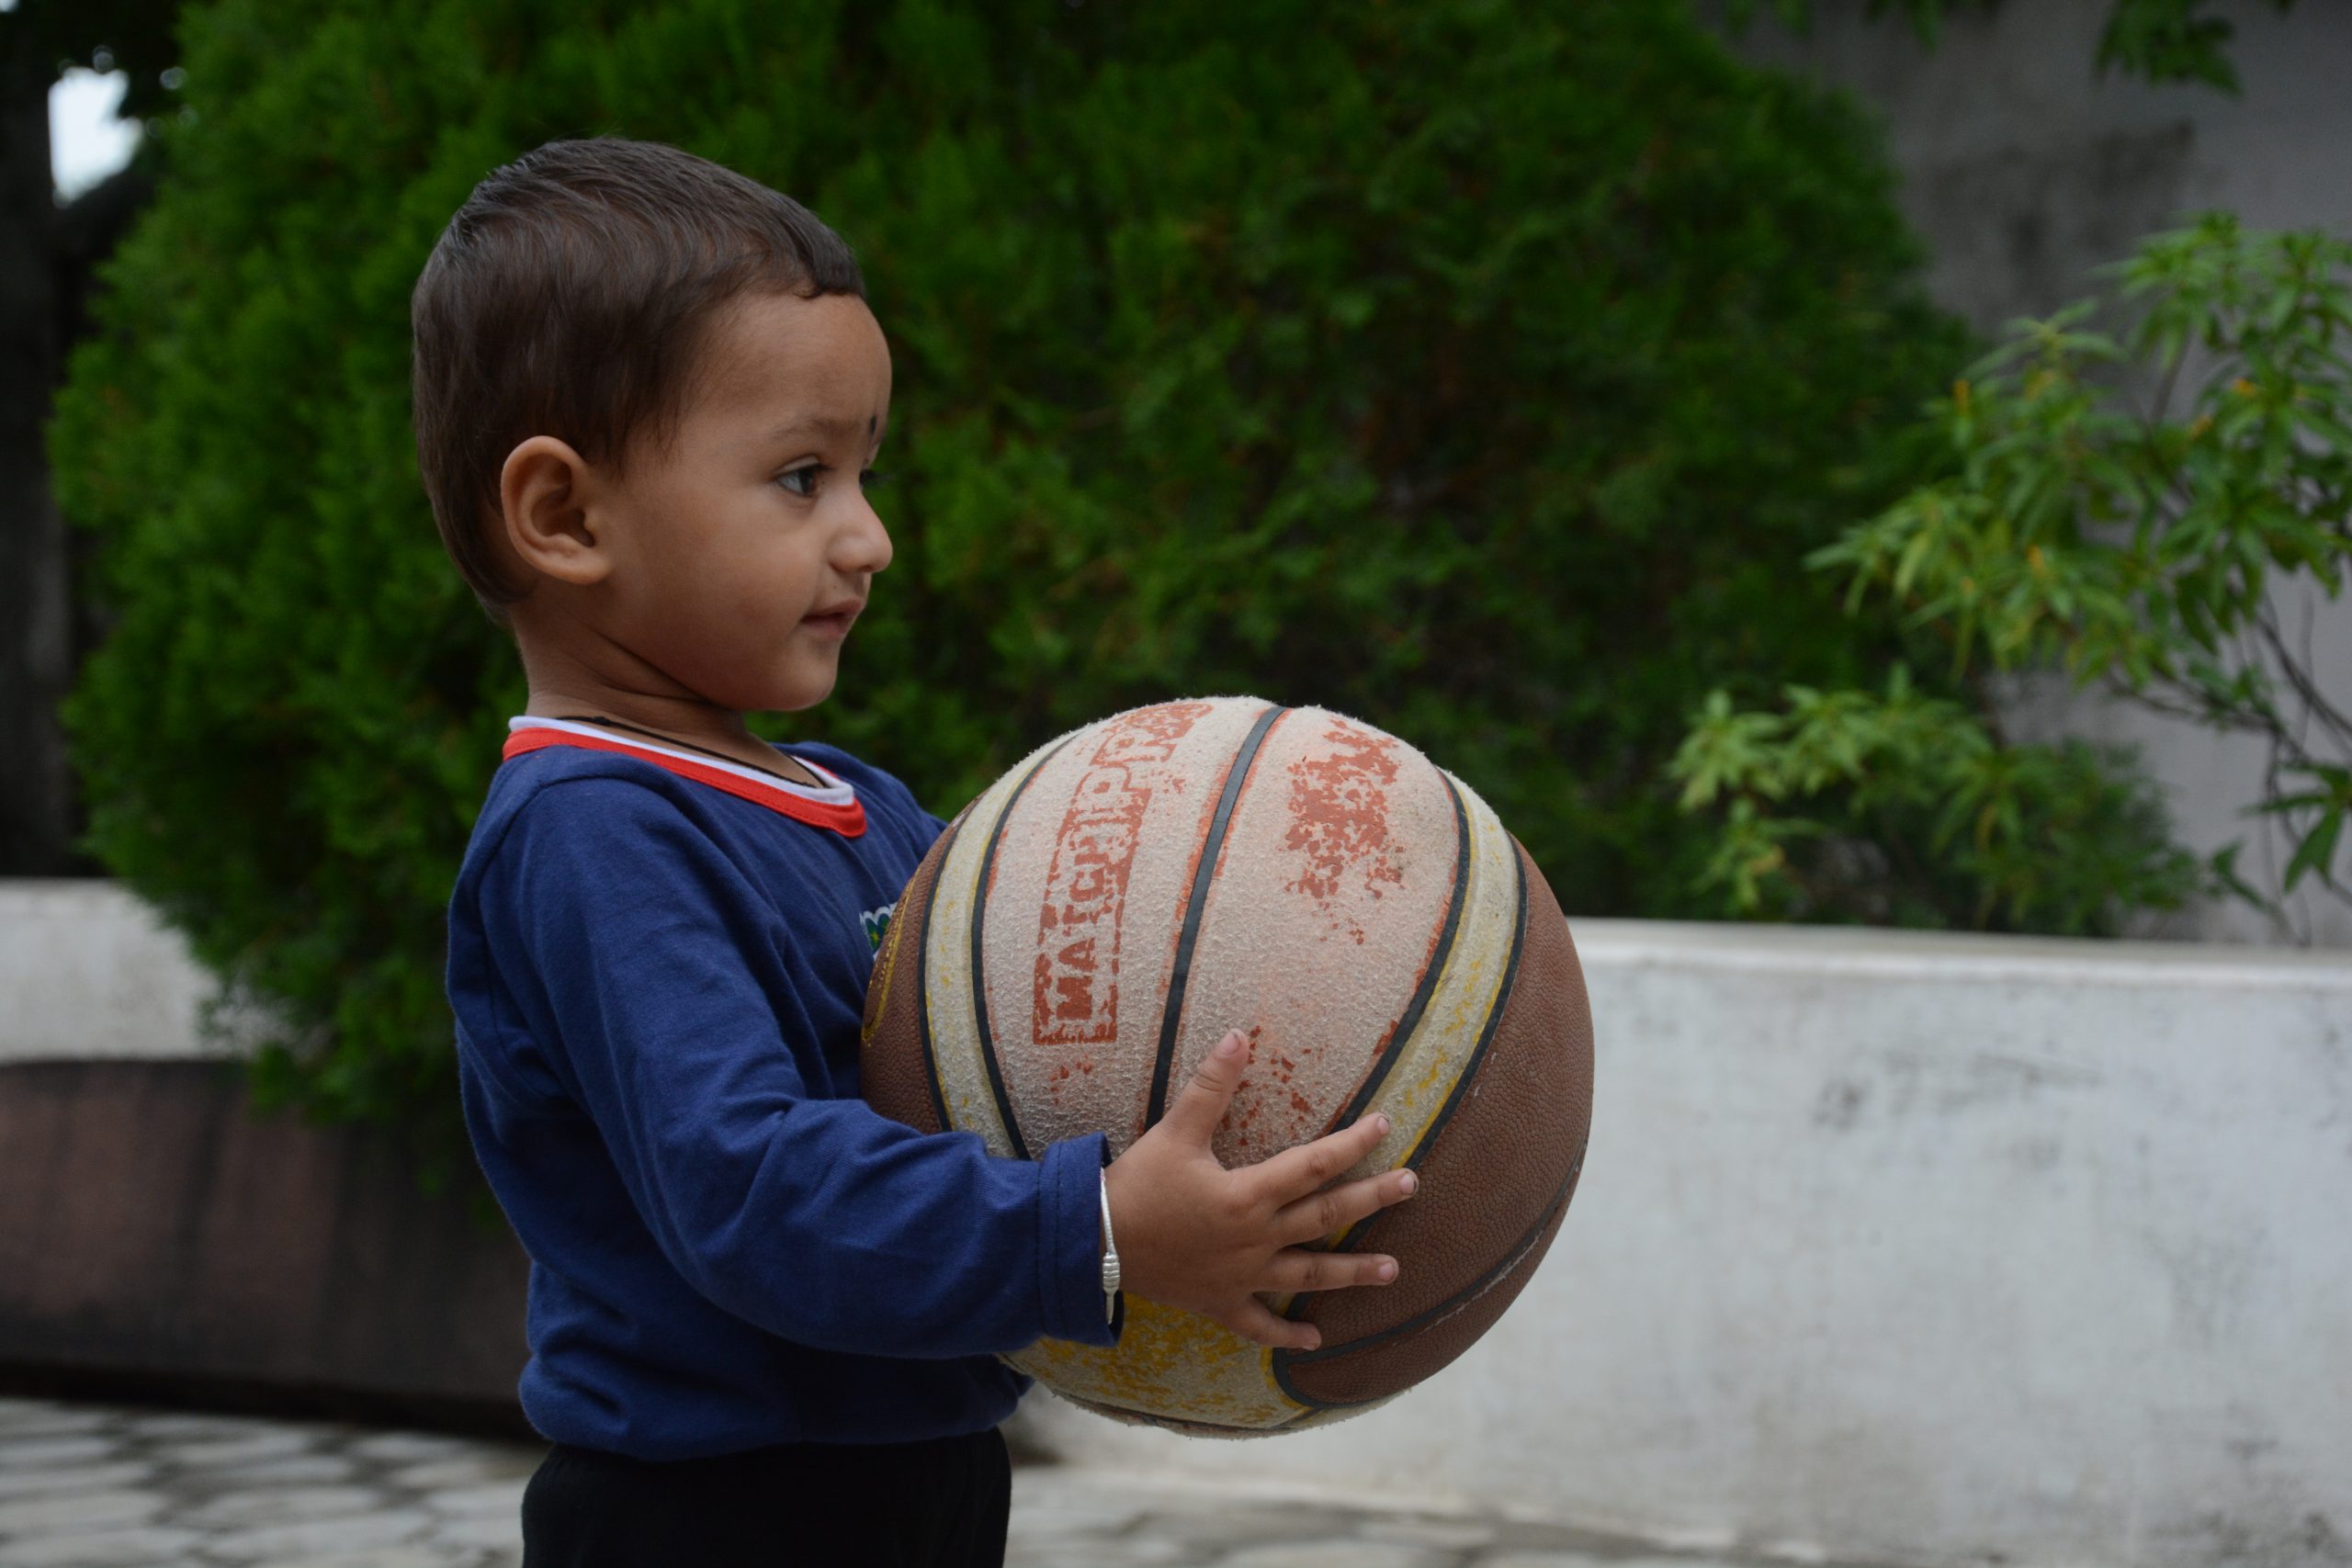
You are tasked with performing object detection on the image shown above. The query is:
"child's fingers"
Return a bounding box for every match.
[1246,1111,1391,1204]
[1264,1247,1399,1295]
[1156,1029,1252,1148]
[1272,1168,1418,1246]
[1214,1296,1321,1352]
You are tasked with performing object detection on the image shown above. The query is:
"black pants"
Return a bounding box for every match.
[520,1427,1012,1568]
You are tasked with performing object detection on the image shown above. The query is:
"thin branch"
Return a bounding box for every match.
[2116,674,2285,739]
[2253,596,2352,754]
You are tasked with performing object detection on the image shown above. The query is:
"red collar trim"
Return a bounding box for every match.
[502,728,867,837]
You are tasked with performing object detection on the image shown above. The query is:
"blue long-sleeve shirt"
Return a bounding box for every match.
[445,720,1116,1459]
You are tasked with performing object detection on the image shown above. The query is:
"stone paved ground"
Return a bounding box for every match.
[0,1395,1812,1568]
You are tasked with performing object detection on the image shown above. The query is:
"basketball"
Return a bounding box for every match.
[860,697,1594,1435]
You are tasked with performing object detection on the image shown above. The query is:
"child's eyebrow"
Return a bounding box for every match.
[765,412,882,446]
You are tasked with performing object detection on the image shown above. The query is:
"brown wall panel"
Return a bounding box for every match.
[0,1060,526,1411]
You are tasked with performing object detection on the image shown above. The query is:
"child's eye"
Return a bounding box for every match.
[776,467,821,498]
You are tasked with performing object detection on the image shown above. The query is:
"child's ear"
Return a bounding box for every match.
[499,435,610,587]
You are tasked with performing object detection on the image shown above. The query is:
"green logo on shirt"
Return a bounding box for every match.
[861,901,895,953]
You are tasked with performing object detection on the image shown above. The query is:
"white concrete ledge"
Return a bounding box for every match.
[1575,917,2352,991]
[1019,917,2352,1568]
[0,880,220,1063]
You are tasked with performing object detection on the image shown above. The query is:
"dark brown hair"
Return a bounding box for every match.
[411,137,865,611]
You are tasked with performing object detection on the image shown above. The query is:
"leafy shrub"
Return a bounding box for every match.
[1673,216,2351,936]
[55,0,1966,1141]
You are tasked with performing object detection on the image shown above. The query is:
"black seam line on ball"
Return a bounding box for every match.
[970,736,1080,1162]
[913,811,964,1140]
[1271,1150,1582,1410]
[1321,771,1474,1258]
[1143,702,1290,1131]
[1270,840,1529,1382]
[1291,803,1520,1282]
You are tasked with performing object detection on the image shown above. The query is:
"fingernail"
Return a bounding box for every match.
[1300,1328,1322,1351]
[1373,1113,1391,1135]
[1376,1258,1397,1282]
[1398,1170,1419,1196]
[1216,1032,1245,1058]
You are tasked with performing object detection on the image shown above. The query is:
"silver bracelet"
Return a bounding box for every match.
[1098,1171,1121,1322]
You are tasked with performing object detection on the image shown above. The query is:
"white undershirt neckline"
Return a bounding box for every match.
[506,716,858,806]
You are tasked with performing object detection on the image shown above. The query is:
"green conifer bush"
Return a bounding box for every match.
[54,0,1968,1137]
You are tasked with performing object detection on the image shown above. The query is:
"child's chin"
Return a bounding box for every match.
[717,648,838,712]
[766,670,840,714]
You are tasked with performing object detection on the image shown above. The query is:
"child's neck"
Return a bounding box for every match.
[510,617,829,789]
[521,684,825,791]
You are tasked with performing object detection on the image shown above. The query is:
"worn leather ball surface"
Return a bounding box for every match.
[860,696,1593,1435]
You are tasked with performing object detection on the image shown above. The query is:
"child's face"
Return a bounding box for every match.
[593,290,894,714]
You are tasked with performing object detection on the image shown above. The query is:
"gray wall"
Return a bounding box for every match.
[1739,0,2352,331]
[1740,0,2352,948]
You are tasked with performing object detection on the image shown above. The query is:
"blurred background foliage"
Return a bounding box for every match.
[1672,217,2352,935]
[52,0,2329,1145]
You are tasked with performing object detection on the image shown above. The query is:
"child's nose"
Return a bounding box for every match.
[837,493,893,575]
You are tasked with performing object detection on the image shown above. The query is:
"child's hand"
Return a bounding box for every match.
[1102,1027,1418,1350]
